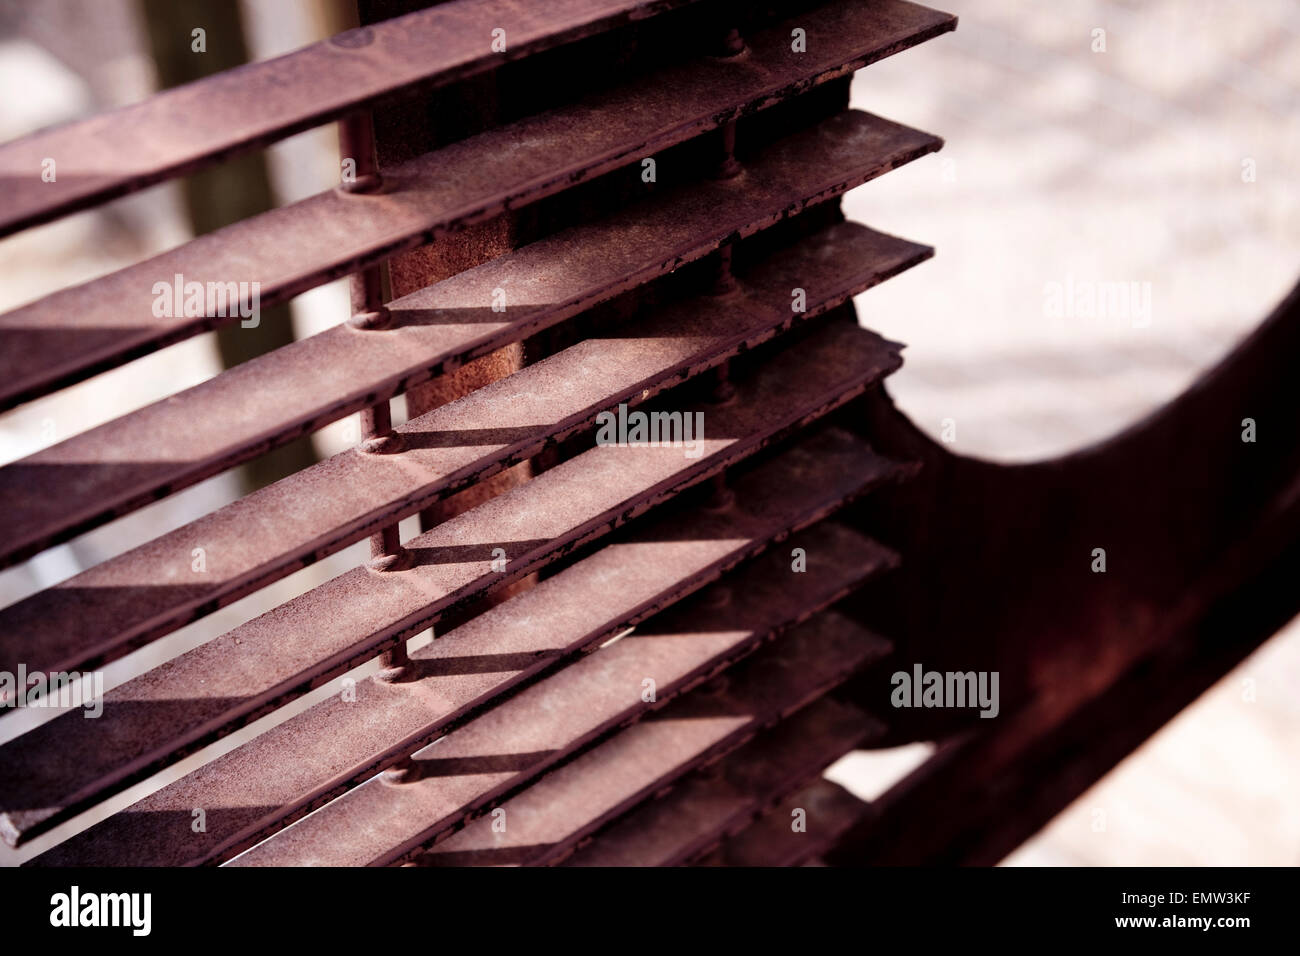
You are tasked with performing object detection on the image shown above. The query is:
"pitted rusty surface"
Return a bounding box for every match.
[6,271,909,858]
[226,540,888,867]
[0,0,705,237]
[0,0,970,870]
[1,222,919,679]
[0,0,955,410]
[6,310,905,841]
[0,109,940,568]
[700,779,870,866]
[17,431,901,858]
[562,698,882,867]
[403,612,890,867]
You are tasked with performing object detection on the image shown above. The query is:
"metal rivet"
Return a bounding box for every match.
[359,432,405,455]
[347,307,391,331]
[337,172,383,194]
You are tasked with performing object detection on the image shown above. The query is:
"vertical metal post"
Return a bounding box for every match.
[339,109,409,678]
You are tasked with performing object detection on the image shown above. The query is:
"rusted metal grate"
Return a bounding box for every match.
[0,0,958,866]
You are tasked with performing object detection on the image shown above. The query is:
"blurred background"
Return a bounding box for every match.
[0,0,1297,865]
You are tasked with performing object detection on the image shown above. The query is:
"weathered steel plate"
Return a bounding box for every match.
[0,226,913,678]
[0,110,937,566]
[562,698,882,866]
[406,612,889,867]
[0,0,707,236]
[0,0,953,409]
[13,432,900,855]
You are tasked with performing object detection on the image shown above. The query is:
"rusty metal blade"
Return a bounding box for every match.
[0,110,940,567]
[8,306,905,848]
[697,779,871,867]
[0,0,955,409]
[562,698,882,867]
[11,432,901,855]
[401,611,889,867]
[33,515,892,865]
[0,0,707,237]
[225,592,890,867]
[1,224,918,678]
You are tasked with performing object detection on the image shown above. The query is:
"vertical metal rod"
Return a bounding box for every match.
[708,238,738,511]
[716,121,742,180]
[709,11,742,509]
[340,111,407,595]
[707,18,742,513]
[711,242,738,296]
[714,17,744,178]
[707,359,737,509]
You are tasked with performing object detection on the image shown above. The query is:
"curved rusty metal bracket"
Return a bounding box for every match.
[830,278,1300,863]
